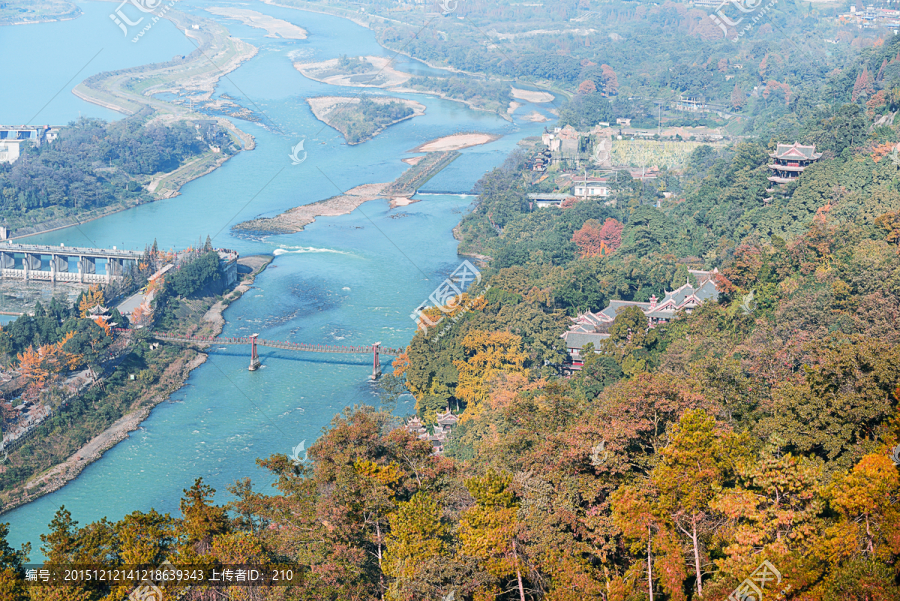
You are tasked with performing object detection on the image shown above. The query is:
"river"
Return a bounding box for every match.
[1,0,556,554]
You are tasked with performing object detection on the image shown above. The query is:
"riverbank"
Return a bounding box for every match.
[0,255,273,515]
[9,145,240,241]
[0,352,208,515]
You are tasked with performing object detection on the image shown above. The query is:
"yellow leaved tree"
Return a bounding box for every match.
[17,332,83,388]
[454,330,526,420]
[78,285,105,317]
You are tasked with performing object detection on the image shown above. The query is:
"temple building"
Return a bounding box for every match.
[404,408,459,454]
[562,269,720,366]
[767,142,822,184]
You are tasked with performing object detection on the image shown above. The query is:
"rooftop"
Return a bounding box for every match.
[770,142,822,161]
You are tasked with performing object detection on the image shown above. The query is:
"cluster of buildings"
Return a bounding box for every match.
[562,269,720,366]
[404,409,459,453]
[0,126,60,164]
[837,4,900,29]
[527,173,615,209]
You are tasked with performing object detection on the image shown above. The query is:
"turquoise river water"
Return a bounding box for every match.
[0,0,556,555]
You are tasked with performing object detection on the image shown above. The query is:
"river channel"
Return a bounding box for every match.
[1,0,556,553]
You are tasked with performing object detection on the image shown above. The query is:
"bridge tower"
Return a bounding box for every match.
[249,334,261,371]
[370,342,382,381]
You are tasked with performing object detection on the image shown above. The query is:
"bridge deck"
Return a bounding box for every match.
[116,330,403,357]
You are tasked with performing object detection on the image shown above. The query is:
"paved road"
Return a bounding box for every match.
[117,292,143,316]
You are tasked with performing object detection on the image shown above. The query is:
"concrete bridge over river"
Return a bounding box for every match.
[0,242,143,284]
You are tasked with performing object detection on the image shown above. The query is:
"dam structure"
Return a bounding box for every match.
[0,242,142,283]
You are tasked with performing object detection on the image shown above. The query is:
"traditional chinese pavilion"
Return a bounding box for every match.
[767,142,822,184]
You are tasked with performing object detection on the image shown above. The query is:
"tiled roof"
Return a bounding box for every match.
[562,331,610,350]
[599,300,651,320]
[566,270,720,340]
[527,193,569,200]
[659,278,719,309]
[770,142,822,160]
[436,409,458,425]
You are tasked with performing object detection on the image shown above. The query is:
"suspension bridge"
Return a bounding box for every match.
[114,329,403,379]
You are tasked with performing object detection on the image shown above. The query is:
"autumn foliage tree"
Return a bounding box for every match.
[78,285,104,318]
[383,492,449,599]
[459,471,527,601]
[17,332,81,387]
[454,330,527,419]
[853,66,875,101]
[572,217,623,258]
[578,79,597,94]
[600,64,619,95]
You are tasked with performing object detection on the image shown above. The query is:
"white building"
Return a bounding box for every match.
[0,126,60,164]
[572,176,611,197]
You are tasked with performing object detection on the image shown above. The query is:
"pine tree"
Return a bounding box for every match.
[383,492,448,597]
[40,507,78,566]
[180,478,229,548]
[652,410,739,597]
[459,471,527,601]
[0,523,28,601]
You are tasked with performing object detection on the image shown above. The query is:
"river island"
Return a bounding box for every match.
[308,96,425,144]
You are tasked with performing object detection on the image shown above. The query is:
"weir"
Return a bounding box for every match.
[0,242,141,283]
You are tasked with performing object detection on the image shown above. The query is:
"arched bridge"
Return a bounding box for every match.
[115,329,403,379]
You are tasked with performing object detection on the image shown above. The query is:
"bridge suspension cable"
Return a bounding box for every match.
[113,329,404,378]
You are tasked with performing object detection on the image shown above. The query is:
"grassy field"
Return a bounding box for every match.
[611,139,710,170]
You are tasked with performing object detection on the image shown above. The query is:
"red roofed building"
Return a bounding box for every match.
[767,142,822,184]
